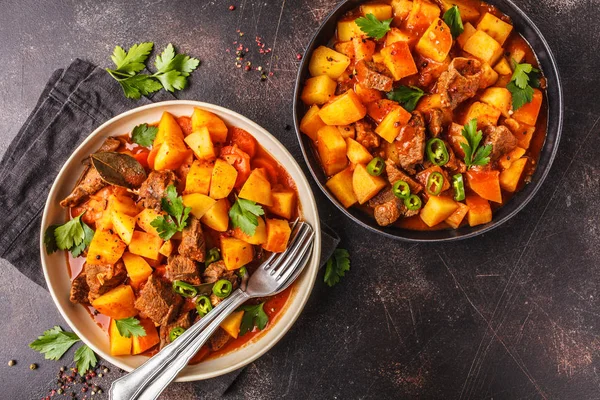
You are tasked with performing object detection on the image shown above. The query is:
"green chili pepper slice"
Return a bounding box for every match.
[172,280,198,298]
[205,247,220,267]
[169,327,185,342]
[237,266,248,278]
[195,295,213,317]
[392,180,411,199]
[212,279,233,298]
[366,157,385,176]
[404,194,422,211]
[426,172,444,196]
[452,174,466,201]
[426,138,449,166]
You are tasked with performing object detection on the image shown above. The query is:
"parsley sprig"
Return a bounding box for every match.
[44,213,94,257]
[460,119,493,169]
[151,185,191,240]
[387,86,425,112]
[106,42,200,100]
[443,5,464,38]
[355,13,392,40]
[74,345,98,376]
[506,60,540,111]
[324,248,351,287]
[115,318,147,338]
[131,123,159,147]
[229,197,265,236]
[238,303,269,336]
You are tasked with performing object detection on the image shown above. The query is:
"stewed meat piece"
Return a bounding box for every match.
[159,311,192,349]
[355,119,381,151]
[436,57,483,109]
[60,166,106,207]
[166,255,201,285]
[483,125,518,161]
[368,188,419,226]
[138,170,178,210]
[178,217,206,262]
[97,137,122,152]
[85,261,127,302]
[202,261,240,307]
[355,60,394,91]
[394,111,426,174]
[209,328,231,351]
[385,160,423,194]
[135,275,183,325]
[70,272,90,304]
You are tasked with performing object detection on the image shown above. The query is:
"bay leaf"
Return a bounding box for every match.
[91,152,147,189]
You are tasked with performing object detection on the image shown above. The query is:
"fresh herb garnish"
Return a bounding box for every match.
[44,213,94,257]
[74,345,98,376]
[131,123,159,147]
[460,119,493,169]
[506,60,540,110]
[229,197,265,236]
[324,248,351,287]
[114,318,147,338]
[238,303,269,336]
[151,185,191,240]
[443,5,464,38]
[386,86,425,112]
[106,42,200,100]
[29,326,80,360]
[355,13,393,40]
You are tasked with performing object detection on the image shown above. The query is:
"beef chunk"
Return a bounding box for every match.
[85,261,127,302]
[178,217,206,262]
[417,56,450,88]
[70,272,90,304]
[385,160,423,194]
[135,275,183,325]
[138,170,178,210]
[394,111,426,174]
[97,137,122,152]
[203,261,240,307]
[368,188,418,226]
[436,57,482,109]
[483,125,518,161]
[166,255,201,285]
[159,311,192,349]
[355,60,393,91]
[355,119,381,151]
[209,327,231,351]
[60,166,106,208]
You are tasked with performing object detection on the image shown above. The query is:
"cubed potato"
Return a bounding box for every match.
[263,218,292,253]
[238,169,273,206]
[391,0,413,24]
[210,159,238,199]
[268,190,296,220]
[477,12,513,45]
[415,18,453,62]
[500,157,528,192]
[128,230,163,260]
[337,125,356,139]
[367,99,399,123]
[334,41,355,59]
[309,46,351,79]
[154,112,184,147]
[405,0,441,35]
[154,135,190,171]
[108,195,139,217]
[467,169,502,203]
[122,252,153,287]
[508,46,526,64]
[463,30,503,65]
[479,87,512,118]
[499,146,526,170]
[352,163,387,204]
[416,93,444,112]
[233,216,268,245]
[513,88,543,126]
[184,160,213,195]
[361,3,393,20]
[319,90,367,126]
[299,105,326,141]
[111,211,136,245]
[159,240,174,257]
[420,196,459,227]
[191,108,228,143]
[463,102,501,128]
[445,202,470,229]
[494,57,512,76]
[441,0,480,22]
[317,126,348,176]
[372,52,384,63]
[337,19,364,41]
[135,209,163,236]
[221,237,254,270]
[182,193,216,219]
[200,198,230,232]
[326,167,358,208]
[91,285,137,319]
[109,319,132,356]
[352,37,376,61]
[220,311,245,339]
[301,75,337,106]
[381,41,418,81]
[346,138,374,165]
[457,22,477,49]
[495,74,512,88]
[375,105,412,143]
[132,318,159,355]
[505,119,536,149]
[466,195,492,226]
[479,62,499,89]
[184,127,216,161]
[86,230,127,266]
[385,28,414,47]
[354,83,383,103]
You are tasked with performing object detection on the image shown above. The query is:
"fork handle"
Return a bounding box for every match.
[109,289,249,400]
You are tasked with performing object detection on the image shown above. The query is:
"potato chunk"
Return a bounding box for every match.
[375,105,412,143]
[318,90,367,126]
[420,196,459,227]
[326,167,358,208]
[513,89,543,126]
[463,30,503,65]
[405,0,440,35]
[238,169,273,206]
[361,3,393,20]
[122,252,153,288]
[233,216,268,245]
[263,219,292,253]
[110,319,132,356]
[191,108,228,143]
[463,102,501,128]
[479,87,512,118]
[301,75,337,105]
[415,18,453,63]
[500,157,528,192]
[184,160,213,195]
[128,230,163,260]
[467,169,502,204]
[309,46,351,79]
[381,41,418,81]
[182,193,216,219]
[184,127,216,161]
[299,105,326,141]
[268,190,296,220]
[86,230,127,266]
[352,164,387,204]
[317,126,348,176]
[466,195,492,227]
[476,12,513,45]
[132,318,159,355]
[91,285,137,319]
[337,19,364,41]
[221,237,254,270]
[200,198,230,232]
[209,159,237,199]
[346,138,374,165]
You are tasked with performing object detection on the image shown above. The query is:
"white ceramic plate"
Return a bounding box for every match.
[39,100,321,381]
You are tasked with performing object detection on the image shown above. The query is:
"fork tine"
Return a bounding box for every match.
[269,223,311,276]
[274,224,313,278]
[263,221,304,271]
[276,228,314,282]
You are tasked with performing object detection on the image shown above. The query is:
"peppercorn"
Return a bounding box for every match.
[260,73,267,81]
[229,5,235,10]
[296,53,303,61]
[8,359,15,366]
[103,368,109,373]
[57,389,64,395]
[60,366,66,372]
[30,363,37,370]
[97,389,103,394]
[98,373,103,378]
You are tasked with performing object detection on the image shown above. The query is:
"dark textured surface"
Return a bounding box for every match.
[0,0,598,399]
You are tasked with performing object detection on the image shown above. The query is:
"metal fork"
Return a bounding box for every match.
[109,221,315,400]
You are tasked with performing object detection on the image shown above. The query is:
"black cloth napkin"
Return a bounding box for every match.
[0,58,339,396]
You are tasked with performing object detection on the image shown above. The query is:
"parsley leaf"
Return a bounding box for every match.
[355,13,393,40]
[386,86,425,112]
[150,185,191,240]
[238,303,269,336]
[229,198,265,236]
[506,60,540,110]
[460,119,492,169]
[45,213,95,256]
[74,345,98,376]
[70,222,95,258]
[109,42,154,75]
[116,74,163,100]
[44,225,60,254]
[153,44,200,92]
[29,326,80,360]
[115,318,147,338]
[324,248,351,287]
[443,5,464,38]
[131,123,159,147]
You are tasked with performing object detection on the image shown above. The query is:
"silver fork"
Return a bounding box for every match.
[109,221,315,400]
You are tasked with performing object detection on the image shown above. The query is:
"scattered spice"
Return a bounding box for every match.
[30,363,38,370]
[296,53,303,61]
[8,359,16,366]
[229,5,235,11]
